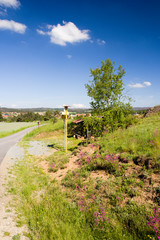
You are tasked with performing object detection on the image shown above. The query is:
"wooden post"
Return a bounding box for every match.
[63,106,69,152]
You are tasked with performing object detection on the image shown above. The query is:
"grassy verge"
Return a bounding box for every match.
[23,120,65,140]
[9,154,136,240]
[9,156,95,240]
[0,122,36,138]
[8,117,160,240]
[99,113,160,169]
[24,120,82,151]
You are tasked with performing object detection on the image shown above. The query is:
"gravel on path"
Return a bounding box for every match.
[0,140,55,239]
[0,144,27,240]
[28,140,53,156]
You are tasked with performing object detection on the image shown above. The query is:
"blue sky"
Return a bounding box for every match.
[0,0,160,108]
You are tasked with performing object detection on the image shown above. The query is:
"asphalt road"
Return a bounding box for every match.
[0,126,37,165]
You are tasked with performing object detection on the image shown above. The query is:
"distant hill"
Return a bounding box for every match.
[0,107,91,114]
[132,107,150,111]
[0,106,152,115]
[0,107,54,113]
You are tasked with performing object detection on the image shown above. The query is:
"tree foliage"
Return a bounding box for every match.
[82,59,135,136]
[85,59,127,114]
[43,110,54,121]
[0,112,3,122]
[11,112,43,122]
[83,107,137,137]
[83,116,104,137]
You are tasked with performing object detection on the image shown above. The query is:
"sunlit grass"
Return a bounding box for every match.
[100,114,160,159]
[24,119,82,151]
[0,122,35,138]
[8,115,160,240]
[24,120,65,140]
[10,154,135,240]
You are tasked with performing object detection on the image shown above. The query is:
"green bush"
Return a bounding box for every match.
[82,105,136,137]
[83,116,104,137]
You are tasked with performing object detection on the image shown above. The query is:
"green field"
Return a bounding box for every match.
[0,122,35,138]
[8,116,160,240]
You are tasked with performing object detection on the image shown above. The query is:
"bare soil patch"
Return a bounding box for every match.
[41,155,79,181]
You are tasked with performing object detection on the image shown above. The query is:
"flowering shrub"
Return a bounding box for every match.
[77,196,87,212]
[77,194,110,230]
[79,151,85,159]
[94,207,109,228]
[77,149,126,175]
[51,162,55,168]
[86,156,92,164]
[76,184,86,191]
[48,162,58,172]
[147,209,160,240]
[150,129,160,150]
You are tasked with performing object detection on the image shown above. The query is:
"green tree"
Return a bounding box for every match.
[85,59,127,114]
[44,110,54,121]
[53,110,61,118]
[0,112,3,122]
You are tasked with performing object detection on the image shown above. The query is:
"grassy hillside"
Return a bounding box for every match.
[9,115,160,240]
[101,114,160,162]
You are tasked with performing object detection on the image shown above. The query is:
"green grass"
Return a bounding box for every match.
[0,122,36,138]
[10,154,137,240]
[4,232,10,236]
[8,115,160,240]
[47,151,70,172]
[23,120,66,140]
[12,234,21,240]
[24,119,82,152]
[100,114,160,160]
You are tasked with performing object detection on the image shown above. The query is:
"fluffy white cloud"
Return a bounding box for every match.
[0,19,26,33]
[37,21,90,46]
[72,104,87,108]
[0,0,20,8]
[128,81,152,88]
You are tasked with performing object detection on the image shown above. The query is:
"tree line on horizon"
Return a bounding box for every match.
[0,110,61,122]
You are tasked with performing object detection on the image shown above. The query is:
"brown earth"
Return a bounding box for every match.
[39,144,160,209]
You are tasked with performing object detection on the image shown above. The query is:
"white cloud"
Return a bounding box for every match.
[128,83,145,88]
[56,105,63,108]
[0,19,26,33]
[11,104,17,107]
[143,81,152,87]
[97,39,106,45]
[37,29,46,35]
[128,81,152,88]
[37,21,90,46]
[67,54,72,59]
[72,104,87,108]
[0,0,20,8]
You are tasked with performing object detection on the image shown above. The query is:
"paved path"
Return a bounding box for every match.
[0,126,37,165]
